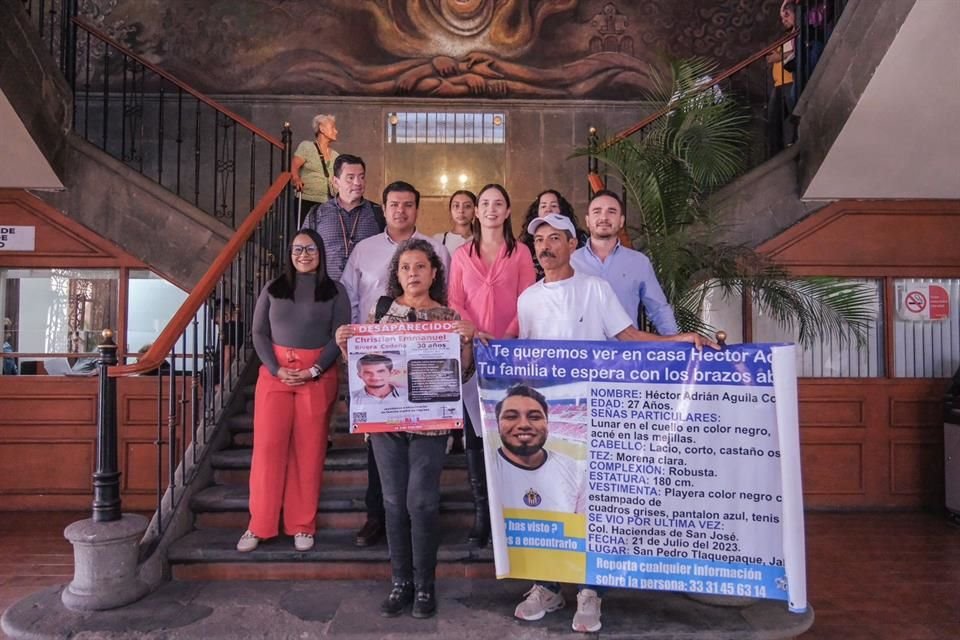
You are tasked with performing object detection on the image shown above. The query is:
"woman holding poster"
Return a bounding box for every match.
[336,238,476,619]
[236,229,350,554]
[448,183,536,548]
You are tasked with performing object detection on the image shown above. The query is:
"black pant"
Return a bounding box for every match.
[365,440,385,520]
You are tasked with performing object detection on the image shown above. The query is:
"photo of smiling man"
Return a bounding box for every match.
[493,384,585,514]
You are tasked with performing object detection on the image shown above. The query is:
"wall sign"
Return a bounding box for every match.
[0,226,36,251]
[899,284,950,322]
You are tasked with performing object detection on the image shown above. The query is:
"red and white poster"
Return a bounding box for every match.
[346,322,463,433]
[898,284,950,322]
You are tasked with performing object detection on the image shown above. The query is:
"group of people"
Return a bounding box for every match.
[239,113,713,631]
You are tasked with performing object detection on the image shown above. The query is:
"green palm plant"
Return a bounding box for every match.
[582,57,876,345]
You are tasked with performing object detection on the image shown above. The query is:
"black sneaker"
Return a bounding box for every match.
[380,582,414,617]
[411,585,437,619]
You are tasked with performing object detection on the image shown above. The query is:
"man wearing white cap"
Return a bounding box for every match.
[513,212,715,632]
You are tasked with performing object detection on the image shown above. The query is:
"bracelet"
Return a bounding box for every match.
[310,365,322,378]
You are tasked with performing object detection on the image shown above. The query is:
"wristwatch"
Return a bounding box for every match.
[309,364,322,379]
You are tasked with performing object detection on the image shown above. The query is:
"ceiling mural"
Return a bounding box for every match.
[84,0,783,99]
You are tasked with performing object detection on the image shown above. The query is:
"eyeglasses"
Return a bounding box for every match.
[291,245,318,256]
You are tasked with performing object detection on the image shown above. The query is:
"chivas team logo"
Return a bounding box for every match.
[523,488,542,507]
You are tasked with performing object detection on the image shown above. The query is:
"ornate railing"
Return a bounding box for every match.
[20,0,287,227]
[91,171,292,546]
[588,0,849,198]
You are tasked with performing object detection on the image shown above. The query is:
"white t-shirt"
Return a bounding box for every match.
[340,230,450,324]
[517,272,632,340]
[494,449,586,514]
[433,231,470,254]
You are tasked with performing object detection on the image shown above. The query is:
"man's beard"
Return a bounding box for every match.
[502,439,544,460]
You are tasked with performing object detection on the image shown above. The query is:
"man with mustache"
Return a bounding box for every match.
[301,154,385,281]
[493,384,584,513]
[513,213,714,632]
[571,190,678,335]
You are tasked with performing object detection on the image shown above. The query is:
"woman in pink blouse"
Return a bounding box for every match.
[448,183,536,548]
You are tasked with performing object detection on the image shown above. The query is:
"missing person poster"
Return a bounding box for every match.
[347,321,463,433]
[476,340,807,613]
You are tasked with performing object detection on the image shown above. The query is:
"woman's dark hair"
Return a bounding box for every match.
[520,189,580,244]
[267,229,338,302]
[470,183,517,257]
[385,238,448,305]
[448,189,477,211]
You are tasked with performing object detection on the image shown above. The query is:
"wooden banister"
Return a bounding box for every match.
[598,30,799,150]
[73,18,284,149]
[109,173,291,377]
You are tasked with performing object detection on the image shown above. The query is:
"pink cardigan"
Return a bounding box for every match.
[448,241,536,338]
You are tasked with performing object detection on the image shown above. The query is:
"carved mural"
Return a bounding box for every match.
[84,0,782,99]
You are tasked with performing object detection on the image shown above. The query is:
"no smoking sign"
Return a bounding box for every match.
[900,285,950,321]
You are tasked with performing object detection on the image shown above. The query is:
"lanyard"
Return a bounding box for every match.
[337,206,362,256]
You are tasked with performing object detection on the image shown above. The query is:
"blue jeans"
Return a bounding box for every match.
[371,432,447,587]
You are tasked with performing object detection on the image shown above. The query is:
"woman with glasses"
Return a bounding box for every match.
[237,229,350,553]
[335,238,476,619]
[447,183,536,548]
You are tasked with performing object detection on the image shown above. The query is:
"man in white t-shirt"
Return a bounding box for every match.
[493,384,585,514]
[514,213,716,633]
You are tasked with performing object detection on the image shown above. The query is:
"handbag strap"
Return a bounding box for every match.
[314,142,334,199]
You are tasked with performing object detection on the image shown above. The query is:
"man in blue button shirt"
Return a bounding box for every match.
[571,190,679,335]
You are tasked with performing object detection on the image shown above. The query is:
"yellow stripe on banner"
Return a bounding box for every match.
[502,509,586,584]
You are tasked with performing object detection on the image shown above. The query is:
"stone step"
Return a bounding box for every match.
[211,446,467,471]
[169,527,493,568]
[214,464,468,488]
[226,412,356,443]
[194,509,474,531]
[191,484,474,515]
[210,447,469,487]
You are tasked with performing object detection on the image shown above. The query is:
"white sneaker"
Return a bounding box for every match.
[236,530,260,552]
[514,584,565,621]
[572,588,602,633]
[294,533,314,552]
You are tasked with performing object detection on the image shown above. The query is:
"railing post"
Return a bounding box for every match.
[62,0,78,93]
[282,122,294,242]
[587,125,599,199]
[92,328,121,522]
[62,328,149,611]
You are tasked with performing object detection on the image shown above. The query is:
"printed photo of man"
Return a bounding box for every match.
[493,384,585,514]
[352,353,402,404]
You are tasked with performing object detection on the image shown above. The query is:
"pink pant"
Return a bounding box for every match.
[248,345,337,538]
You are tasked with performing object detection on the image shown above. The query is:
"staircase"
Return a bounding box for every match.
[167,379,494,581]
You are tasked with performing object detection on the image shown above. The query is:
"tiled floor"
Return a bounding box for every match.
[1,511,958,639]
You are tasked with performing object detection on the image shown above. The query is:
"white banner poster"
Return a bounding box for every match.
[475,340,807,613]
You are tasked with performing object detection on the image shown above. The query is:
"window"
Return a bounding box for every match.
[893,278,960,378]
[384,112,507,198]
[126,270,189,359]
[386,112,506,144]
[752,278,885,378]
[0,268,119,355]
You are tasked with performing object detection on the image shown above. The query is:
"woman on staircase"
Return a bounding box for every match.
[335,238,476,619]
[237,229,350,553]
[291,114,339,219]
[447,183,536,548]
